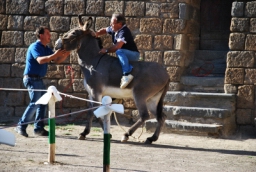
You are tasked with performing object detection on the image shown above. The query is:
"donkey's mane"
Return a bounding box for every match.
[96,37,103,49]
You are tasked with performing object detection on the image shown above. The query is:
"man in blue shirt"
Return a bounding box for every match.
[96,13,140,89]
[15,26,70,137]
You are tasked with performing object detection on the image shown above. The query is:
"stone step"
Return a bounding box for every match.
[194,50,228,61]
[145,119,223,137]
[180,76,224,93]
[182,85,224,93]
[187,50,228,76]
[200,40,229,50]
[163,106,232,121]
[189,61,226,76]
[158,90,236,137]
[164,91,235,110]
[181,76,224,87]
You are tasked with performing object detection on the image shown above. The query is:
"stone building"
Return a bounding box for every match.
[0,0,255,137]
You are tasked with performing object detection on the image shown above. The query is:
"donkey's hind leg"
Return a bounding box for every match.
[144,91,166,144]
[144,112,166,144]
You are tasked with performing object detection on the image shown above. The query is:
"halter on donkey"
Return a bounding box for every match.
[55,16,170,144]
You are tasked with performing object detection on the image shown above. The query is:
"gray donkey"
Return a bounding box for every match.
[55,16,170,144]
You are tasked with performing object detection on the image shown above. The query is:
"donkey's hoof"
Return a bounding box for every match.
[121,135,129,142]
[78,134,86,140]
[144,138,152,144]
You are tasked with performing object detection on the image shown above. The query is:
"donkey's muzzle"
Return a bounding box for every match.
[54,38,62,51]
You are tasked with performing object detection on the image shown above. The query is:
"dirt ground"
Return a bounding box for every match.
[1,121,256,172]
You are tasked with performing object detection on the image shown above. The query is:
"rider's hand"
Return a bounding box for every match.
[99,48,108,54]
[91,31,97,37]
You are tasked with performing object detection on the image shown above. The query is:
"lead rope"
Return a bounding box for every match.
[113,111,145,142]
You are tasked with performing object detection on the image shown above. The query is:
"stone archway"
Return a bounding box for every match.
[182,0,234,92]
[194,0,233,78]
[200,0,233,50]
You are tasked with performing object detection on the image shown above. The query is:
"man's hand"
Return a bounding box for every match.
[54,49,70,64]
[91,30,97,37]
[99,42,124,54]
[99,48,108,54]
[54,49,67,56]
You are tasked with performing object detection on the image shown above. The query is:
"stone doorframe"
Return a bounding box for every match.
[225,1,256,126]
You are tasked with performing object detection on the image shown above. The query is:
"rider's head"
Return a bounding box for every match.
[110,13,125,32]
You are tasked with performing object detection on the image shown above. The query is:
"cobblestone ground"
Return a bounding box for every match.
[1,123,256,172]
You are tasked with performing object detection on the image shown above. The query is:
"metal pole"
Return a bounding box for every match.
[103,112,111,172]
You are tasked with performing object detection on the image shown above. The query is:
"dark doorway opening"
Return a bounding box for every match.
[200,0,233,50]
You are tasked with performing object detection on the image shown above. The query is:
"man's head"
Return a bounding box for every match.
[35,26,51,46]
[110,13,125,32]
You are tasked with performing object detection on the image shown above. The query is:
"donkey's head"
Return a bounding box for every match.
[54,16,95,51]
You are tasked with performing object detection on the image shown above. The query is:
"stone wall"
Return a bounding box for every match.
[0,0,200,121]
[225,1,256,126]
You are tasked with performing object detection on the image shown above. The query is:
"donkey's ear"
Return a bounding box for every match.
[83,17,93,31]
[78,15,84,28]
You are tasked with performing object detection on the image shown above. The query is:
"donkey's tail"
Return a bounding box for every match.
[156,79,170,121]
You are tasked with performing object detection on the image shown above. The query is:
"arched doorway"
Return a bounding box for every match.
[200,0,233,50]
[183,0,234,92]
[193,0,233,78]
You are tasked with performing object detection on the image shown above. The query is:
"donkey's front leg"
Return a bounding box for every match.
[79,110,95,140]
[79,91,103,140]
[79,114,104,140]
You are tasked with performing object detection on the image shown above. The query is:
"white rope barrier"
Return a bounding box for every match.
[0,105,101,130]
[0,88,47,92]
[58,92,102,104]
[0,87,102,104]
[0,86,112,150]
[0,87,103,129]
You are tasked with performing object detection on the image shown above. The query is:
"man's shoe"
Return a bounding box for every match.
[120,74,134,89]
[34,129,49,136]
[14,127,28,137]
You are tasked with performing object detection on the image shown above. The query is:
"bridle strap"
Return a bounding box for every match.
[63,29,105,69]
[94,53,106,69]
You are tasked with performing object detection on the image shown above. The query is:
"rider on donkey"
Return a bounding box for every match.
[95,13,140,89]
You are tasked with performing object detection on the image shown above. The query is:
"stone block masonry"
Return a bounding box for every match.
[226,1,256,126]
[0,0,200,121]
